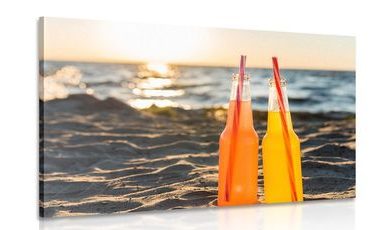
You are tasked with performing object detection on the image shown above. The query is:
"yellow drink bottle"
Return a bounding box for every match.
[262,78,303,203]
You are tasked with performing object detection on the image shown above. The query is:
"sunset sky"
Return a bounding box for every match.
[41,17,355,71]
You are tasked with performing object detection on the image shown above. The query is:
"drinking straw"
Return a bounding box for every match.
[272,57,298,201]
[225,55,246,201]
[237,55,246,104]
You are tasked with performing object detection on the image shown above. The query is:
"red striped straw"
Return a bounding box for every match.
[272,57,298,201]
[225,55,246,201]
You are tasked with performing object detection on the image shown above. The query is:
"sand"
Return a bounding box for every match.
[39,95,355,217]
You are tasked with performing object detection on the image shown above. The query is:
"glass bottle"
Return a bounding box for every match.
[262,77,303,203]
[218,73,259,206]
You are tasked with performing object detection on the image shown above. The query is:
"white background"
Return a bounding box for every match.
[0,0,368,229]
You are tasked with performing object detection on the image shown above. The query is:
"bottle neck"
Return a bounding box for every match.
[229,74,251,102]
[267,78,293,131]
[225,74,254,129]
[267,84,290,112]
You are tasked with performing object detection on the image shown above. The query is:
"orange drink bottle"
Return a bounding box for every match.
[262,58,303,203]
[218,56,259,206]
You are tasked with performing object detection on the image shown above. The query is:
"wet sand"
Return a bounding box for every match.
[39,95,355,217]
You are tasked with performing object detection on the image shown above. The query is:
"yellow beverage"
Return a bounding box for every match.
[262,78,303,203]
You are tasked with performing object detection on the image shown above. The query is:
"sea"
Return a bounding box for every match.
[41,61,355,114]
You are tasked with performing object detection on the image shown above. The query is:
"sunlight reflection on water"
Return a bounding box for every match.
[40,66,94,101]
[128,63,184,108]
[40,61,356,113]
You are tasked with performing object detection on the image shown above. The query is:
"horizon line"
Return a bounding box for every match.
[39,58,356,72]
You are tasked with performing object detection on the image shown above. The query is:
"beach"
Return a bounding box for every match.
[39,94,355,217]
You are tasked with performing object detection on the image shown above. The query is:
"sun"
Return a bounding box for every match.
[146,63,170,75]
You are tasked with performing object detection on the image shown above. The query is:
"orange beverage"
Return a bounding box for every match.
[262,78,303,203]
[218,73,259,206]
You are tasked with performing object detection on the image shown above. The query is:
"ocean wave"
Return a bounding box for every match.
[41,61,355,113]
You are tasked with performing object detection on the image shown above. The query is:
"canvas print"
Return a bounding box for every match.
[39,17,355,217]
